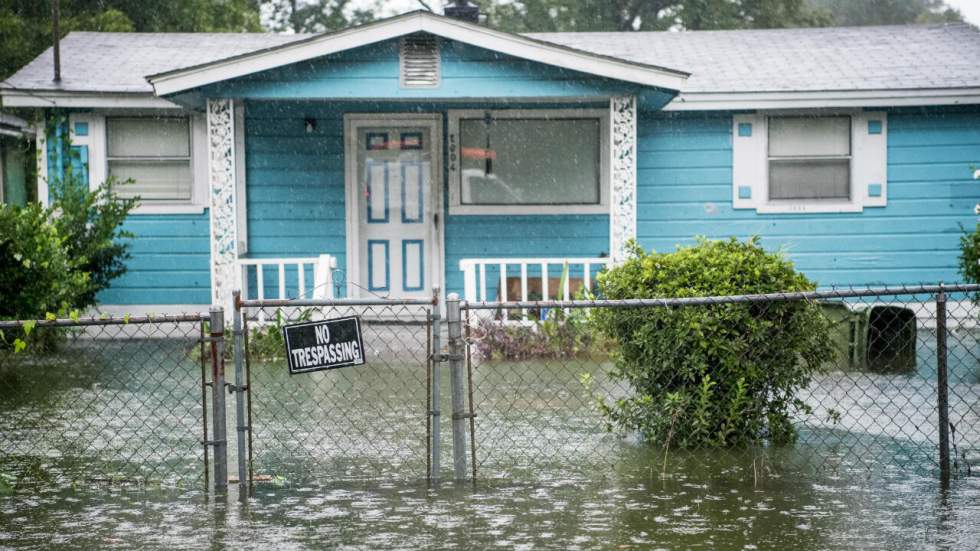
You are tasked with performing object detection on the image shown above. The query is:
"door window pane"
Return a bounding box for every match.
[458,117,600,205]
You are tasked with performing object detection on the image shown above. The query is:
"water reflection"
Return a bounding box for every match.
[3,456,979,550]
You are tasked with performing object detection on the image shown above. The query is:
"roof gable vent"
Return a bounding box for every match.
[400,34,440,88]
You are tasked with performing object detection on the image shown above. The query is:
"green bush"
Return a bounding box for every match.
[0,203,87,320]
[958,223,980,289]
[50,176,137,308]
[0,171,135,322]
[591,238,834,448]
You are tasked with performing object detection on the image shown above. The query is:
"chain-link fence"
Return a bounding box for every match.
[0,313,213,490]
[4,284,977,494]
[238,297,436,486]
[461,285,980,481]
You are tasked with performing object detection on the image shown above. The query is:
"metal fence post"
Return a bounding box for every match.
[430,287,442,480]
[209,306,228,492]
[446,293,468,480]
[936,285,950,481]
[231,291,248,497]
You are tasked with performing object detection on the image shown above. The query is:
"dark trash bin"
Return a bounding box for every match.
[819,302,917,372]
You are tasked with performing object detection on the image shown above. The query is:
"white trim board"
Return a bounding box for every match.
[35,122,48,207]
[147,11,689,96]
[666,88,980,111]
[1,90,180,109]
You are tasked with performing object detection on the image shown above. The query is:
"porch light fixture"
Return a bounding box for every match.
[304,118,317,133]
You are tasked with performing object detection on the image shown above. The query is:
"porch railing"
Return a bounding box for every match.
[459,257,610,321]
[237,254,336,306]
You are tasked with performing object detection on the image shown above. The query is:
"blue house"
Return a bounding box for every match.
[2,10,979,313]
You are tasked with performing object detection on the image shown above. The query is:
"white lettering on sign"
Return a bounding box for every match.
[314,324,330,345]
[289,341,362,369]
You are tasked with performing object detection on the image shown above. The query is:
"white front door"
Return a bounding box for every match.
[345,115,442,299]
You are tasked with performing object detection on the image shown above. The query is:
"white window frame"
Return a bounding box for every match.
[447,108,610,215]
[69,110,209,215]
[732,109,887,214]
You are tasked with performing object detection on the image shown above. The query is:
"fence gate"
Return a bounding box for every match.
[235,295,438,487]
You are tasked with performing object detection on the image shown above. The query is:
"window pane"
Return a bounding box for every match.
[107,118,190,158]
[459,118,600,205]
[769,116,850,157]
[769,159,849,200]
[109,160,192,200]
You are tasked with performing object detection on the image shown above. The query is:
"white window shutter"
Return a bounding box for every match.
[731,113,767,209]
[67,113,106,192]
[852,111,887,208]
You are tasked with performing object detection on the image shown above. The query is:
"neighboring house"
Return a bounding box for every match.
[1,10,979,313]
[0,113,32,207]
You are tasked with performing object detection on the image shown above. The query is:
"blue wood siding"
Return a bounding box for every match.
[635,107,980,287]
[244,101,347,299]
[97,214,211,305]
[190,39,673,110]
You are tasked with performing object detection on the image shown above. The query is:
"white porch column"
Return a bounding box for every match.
[207,98,239,313]
[610,95,638,264]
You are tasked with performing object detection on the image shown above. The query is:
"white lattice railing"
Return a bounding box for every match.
[237,255,336,304]
[460,257,610,320]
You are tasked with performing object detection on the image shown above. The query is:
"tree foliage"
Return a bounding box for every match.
[807,0,963,26]
[262,0,377,33]
[470,0,961,32]
[472,0,828,31]
[591,238,835,448]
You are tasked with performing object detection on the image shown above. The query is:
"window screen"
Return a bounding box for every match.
[458,117,601,205]
[107,117,192,201]
[768,116,851,201]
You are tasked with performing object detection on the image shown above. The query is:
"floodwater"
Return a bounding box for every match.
[2,327,980,549]
[3,456,979,549]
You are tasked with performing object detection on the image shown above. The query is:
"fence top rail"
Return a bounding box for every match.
[0,312,211,329]
[460,283,980,310]
[239,297,437,309]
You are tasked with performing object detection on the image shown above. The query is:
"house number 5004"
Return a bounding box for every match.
[448,132,457,172]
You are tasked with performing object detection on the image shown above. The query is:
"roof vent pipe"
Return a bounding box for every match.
[444,1,480,24]
[52,0,61,82]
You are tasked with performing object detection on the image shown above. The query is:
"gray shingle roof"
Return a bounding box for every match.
[4,23,980,95]
[529,23,980,93]
[2,32,311,94]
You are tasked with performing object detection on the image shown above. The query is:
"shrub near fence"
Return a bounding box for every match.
[592,238,835,449]
[463,285,980,480]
